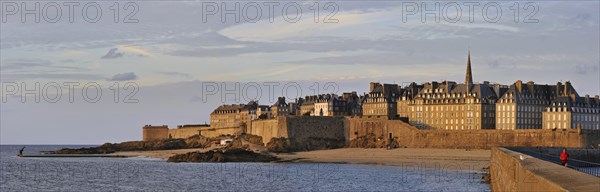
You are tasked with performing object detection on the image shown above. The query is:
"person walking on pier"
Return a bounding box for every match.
[560,148,569,167]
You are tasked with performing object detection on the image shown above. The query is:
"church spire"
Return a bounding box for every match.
[465,50,473,85]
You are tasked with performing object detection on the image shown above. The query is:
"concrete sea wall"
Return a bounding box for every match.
[490,147,600,192]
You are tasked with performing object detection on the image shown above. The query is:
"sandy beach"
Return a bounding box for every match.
[275,148,490,171]
[115,147,490,171]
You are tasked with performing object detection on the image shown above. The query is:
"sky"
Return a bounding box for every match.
[1,1,599,144]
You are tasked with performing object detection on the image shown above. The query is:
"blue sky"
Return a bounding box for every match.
[1,1,599,144]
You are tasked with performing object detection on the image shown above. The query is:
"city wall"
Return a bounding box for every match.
[143,117,600,149]
[490,147,600,192]
[344,117,599,149]
[283,116,346,147]
[248,118,283,140]
[248,116,346,147]
[143,126,240,141]
[167,127,202,139]
[168,127,240,138]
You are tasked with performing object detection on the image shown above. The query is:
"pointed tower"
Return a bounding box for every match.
[465,50,473,85]
[465,50,473,95]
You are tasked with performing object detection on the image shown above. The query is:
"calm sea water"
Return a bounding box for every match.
[0,145,491,191]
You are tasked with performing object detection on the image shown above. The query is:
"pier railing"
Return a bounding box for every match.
[506,147,600,177]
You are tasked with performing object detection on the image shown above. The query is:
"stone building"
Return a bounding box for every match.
[495,81,560,130]
[300,97,316,116]
[271,97,289,117]
[397,82,423,119]
[404,82,498,130]
[314,94,348,116]
[363,82,401,118]
[342,92,363,116]
[290,98,304,116]
[256,105,271,119]
[298,95,329,116]
[543,92,600,130]
[397,52,498,130]
[210,104,248,129]
[242,100,258,121]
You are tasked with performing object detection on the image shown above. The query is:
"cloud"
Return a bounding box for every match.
[575,64,599,75]
[1,59,51,70]
[262,66,300,77]
[101,48,125,59]
[157,72,192,79]
[107,72,138,81]
[60,59,76,63]
[1,73,104,81]
[116,45,153,57]
[101,46,152,59]
[1,59,87,71]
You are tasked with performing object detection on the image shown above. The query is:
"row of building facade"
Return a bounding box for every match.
[210,52,600,130]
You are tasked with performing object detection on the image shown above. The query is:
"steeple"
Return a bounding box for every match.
[465,50,473,85]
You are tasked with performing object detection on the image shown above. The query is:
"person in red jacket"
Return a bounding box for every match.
[560,148,569,167]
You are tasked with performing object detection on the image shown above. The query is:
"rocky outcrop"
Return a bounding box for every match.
[167,148,278,163]
[266,137,292,153]
[183,135,215,148]
[227,134,263,149]
[349,133,400,149]
[51,135,217,154]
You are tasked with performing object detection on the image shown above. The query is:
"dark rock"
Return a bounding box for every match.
[350,133,399,149]
[167,148,278,163]
[51,135,217,154]
[266,137,292,153]
[300,137,345,151]
[227,134,264,150]
[266,137,344,153]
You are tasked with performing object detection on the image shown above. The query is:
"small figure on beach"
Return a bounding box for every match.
[18,146,26,157]
[560,148,569,167]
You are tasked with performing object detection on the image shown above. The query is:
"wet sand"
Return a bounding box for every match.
[275,148,491,171]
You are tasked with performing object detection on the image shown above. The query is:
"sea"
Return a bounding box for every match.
[0,145,491,192]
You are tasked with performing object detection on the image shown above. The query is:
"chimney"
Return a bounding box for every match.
[493,84,501,97]
[527,81,535,95]
[370,82,378,92]
[516,80,523,93]
[564,81,574,97]
[556,82,563,96]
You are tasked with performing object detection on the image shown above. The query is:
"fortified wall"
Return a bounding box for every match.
[345,117,600,149]
[143,116,600,149]
[167,127,239,139]
[248,116,346,148]
[142,125,240,141]
[142,125,169,141]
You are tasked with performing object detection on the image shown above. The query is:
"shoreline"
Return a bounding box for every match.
[114,148,491,171]
[113,147,219,159]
